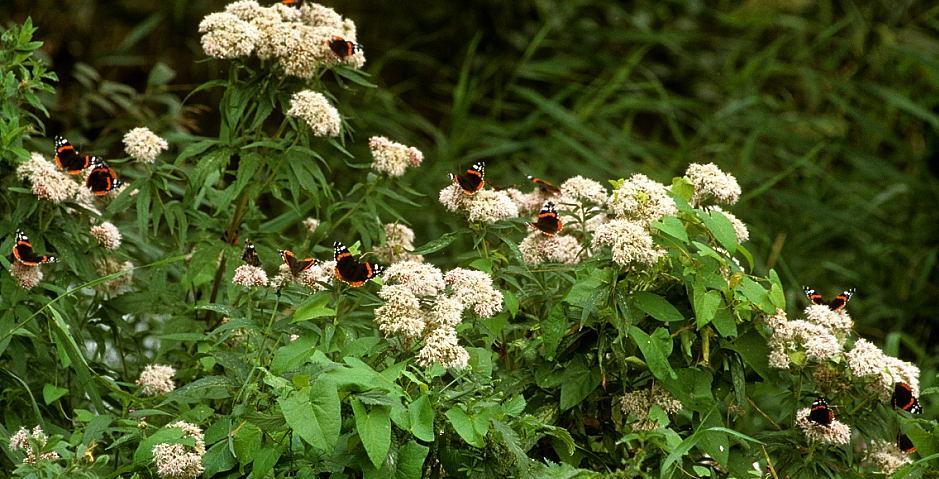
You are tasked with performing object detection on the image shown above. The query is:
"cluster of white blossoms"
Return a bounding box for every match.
[151,421,205,479]
[846,338,920,402]
[705,206,749,243]
[439,185,519,224]
[684,162,741,207]
[504,186,555,216]
[303,217,321,235]
[200,1,364,76]
[518,232,581,265]
[90,221,122,250]
[17,152,81,203]
[619,384,683,431]
[373,262,503,370]
[374,223,423,264]
[9,426,60,464]
[867,440,912,475]
[794,407,851,445]
[592,219,664,269]
[369,136,424,177]
[766,309,843,369]
[123,127,168,164]
[232,263,269,287]
[608,173,677,226]
[136,364,177,396]
[286,90,342,137]
[295,260,336,291]
[11,262,43,290]
[95,258,135,296]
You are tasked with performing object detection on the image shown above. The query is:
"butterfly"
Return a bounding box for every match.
[892,382,923,414]
[328,36,362,58]
[808,397,834,426]
[897,432,916,453]
[280,0,304,6]
[10,230,57,266]
[242,240,261,267]
[53,136,92,174]
[531,201,562,235]
[802,286,855,312]
[450,162,486,194]
[527,175,561,195]
[280,250,317,275]
[333,241,384,287]
[86,158,123,196]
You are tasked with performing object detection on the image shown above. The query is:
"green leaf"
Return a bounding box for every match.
[559,359,602,410]
[411,232,458,255]
[279,389,330,452]
[42,383,67,405]
[693,289,721,328]
[653,216,688,243]
[408,395,434,442]
[395,441,430,479]
[291,293,335,322]
[629,326,677,380]
[542,304,567,360]
[249,446,282,479]
[445,407,484,448]
[711,307,737,337]
[203,441,237,477]
[352,399,392,469]
[271,335,317,374]
[633,292,684,322]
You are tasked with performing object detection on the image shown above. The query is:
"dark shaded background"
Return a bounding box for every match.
[6,0,938,371]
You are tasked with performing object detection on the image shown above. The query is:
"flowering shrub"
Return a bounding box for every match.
[1,5,937,479]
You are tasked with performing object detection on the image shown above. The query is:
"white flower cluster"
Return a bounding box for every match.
[136,364,177,396]
[95,258,135,296]
[303,217,320,235]
[90,222,122,250]
[620,384,683,431]
[591,219,664,269]
[438,185,519,224]
[518,231,582,265]
[374,223,423,264]
[608,173,677,226]
[199,0,365,76]
[684,162,741,206]
[11,262,43,290]
[369,136,424,177]
[151,421,205,479]
[123,127,168,164]
[766,309,843,369]
[504,187,555,216]
[9,426,60,464]
[17,152,81,204]
[295,260,336,291]
[846,339,920,402]
[232,264,269,287]
[867,440,912,475]
[287,90,342,137]
[373,264,504,370]
[794,407,851,445]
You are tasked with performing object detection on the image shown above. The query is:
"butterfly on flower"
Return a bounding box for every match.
[10,230,57,266]
[808,397,834,426]
[333,241,384,287]
[86,157,123,196]
[531,201,562,236]
[53,136,92,174]
[280,250,317,275]
[803,286,855,312]
[449,162,486,195]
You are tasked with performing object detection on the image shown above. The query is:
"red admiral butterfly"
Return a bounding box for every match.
[897,432,916,453]
[328,36,362,59]
[281,0,304,6]
[242,240,261,267]
[527,175,561,195]
[280,250,317,275]
[808,397,834,426]
[892,382,923,414]
[531,201,562,235]
[802,286,855,312]
[86,158,123,196]
[450,162,486,195]
[10,230,57,266]
[333,241,383,287]
[54,136,92,174]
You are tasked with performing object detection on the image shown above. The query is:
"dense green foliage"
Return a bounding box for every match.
[1,1,938,478]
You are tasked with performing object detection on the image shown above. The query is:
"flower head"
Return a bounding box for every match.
[136,364,177,396]
[867,440,912,475]
[591,219,665,269]
[95,258,134,296]
[151,421,205,479]
[374,285,426,339]
[706,206,749,243]
[417,326,469,370]
[846,339,920,402]
[375,223,423,264]
[608,173,677,225]
[11,262,43,290]
[445,268,503,318]
[9,426,59,464]
[557,176,607,207]
[232,264,269,287]
[198,12,260,59]
[504,187,550,216]
[803,304,853,335]
[369,136,423,177]
[426,295,466,328]
[295,260,335,291]
[303,217,320,235]
[620,384,683,431]
[795,408,851,445]
[685,162,741,206]
[123,127,168,163]
[17,152,80,203]
[465,190,519,224]
[518,231,582,265]
[383,260,444,298]
[767,313,843,369]
[287,90,341,137]
[90,222,122,250]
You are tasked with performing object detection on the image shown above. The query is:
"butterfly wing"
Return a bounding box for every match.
[242,241,261,267]
[827,288,855,312]
[281,250,315,275]
[11,230,56,265]
[527,175,561,195]
[802,286,826,306]
[808,398,833,426]
[54,136,90,174]
[453,162,486,194]
[333,241,383,286]
[532,201,562,235]
[86,158,121,196]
